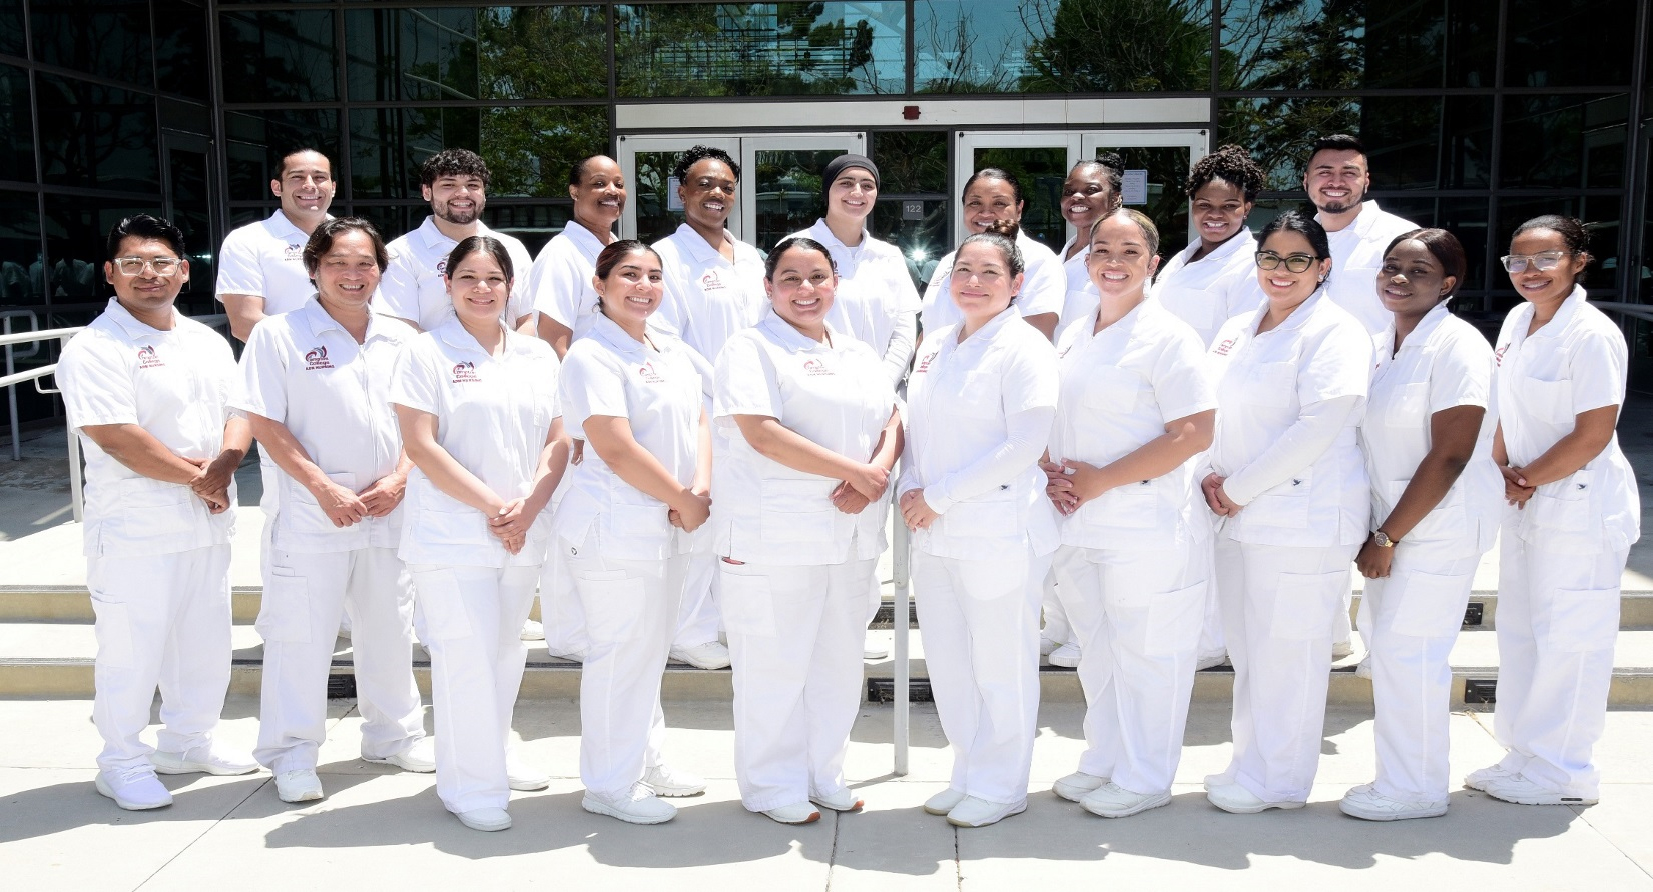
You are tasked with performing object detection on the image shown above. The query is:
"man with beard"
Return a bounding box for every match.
[1302,134,1418,336]
[377,149,534,332]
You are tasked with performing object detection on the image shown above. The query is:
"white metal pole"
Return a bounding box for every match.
[892,482,911,776]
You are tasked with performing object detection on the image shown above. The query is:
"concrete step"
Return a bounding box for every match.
[4,622,1651,707]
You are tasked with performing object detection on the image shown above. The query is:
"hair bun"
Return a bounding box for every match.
[983,219,1020,241]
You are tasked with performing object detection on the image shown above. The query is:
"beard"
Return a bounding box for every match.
[437,203,478,225]
[1314,187,1364,215]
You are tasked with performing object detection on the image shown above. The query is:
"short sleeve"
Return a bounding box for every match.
[531,244,585,330]
[1152,329,1219,423]
[388,339,442,415]
[234,321,289,420]
[559,345,630,428]
[376,245,422,323]
[1298,317,1372,406]
[1427,330,1493,415]
[714,333,781,421]
[213,227,266,298]
[1566,322,1629,414]
[999,333,1059,416]
[504,240,536,324]
[57,334,138,430]
[1017,254,1066,318]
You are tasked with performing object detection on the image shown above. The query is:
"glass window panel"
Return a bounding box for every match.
[224,108,340,201]
[483,203,573,257]
[36,75,158,193]
[1492,195,1622,308]
[154,0,210,100]
[870,198,942,288]
[219,10,337,103]
[478,6,608,100]
[0,0,26,57]
[968,146,1068,249]
[1506,0,1636,88]
[31,0,153,86]
[0,64,32,183]
[1013,0,1210,93]
[480,105,608,199]
[1219,0,1495,90]
[1219,97,1360,192]
[42,196,152,308]
[632,149,683,245]
[345,7,481,102]
[348,205,416,246]
[616,3,905,97]
[1099,145,1193,260]
[1433,198,1491,301]
[871,131,948,196]
[351,107,483,201]
[751,148,848,252]
[1359,97,1442,191]
[0,190,43,309]
[1501,94,1628,189]
[164,143,214,299]
[1441,96,1494,189]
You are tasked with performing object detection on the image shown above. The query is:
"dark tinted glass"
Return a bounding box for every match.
[346,7,481,102]
[31,0,153,85]
[478,6,608,100]
[349,205,415,245]
[1501,94,1629,189]
[351,107,484,200]
[42,197,153,307]
[1220,0,1496,90]
[617,2,904,97]
[36,75,159,193]
[1441,96,1495,189]
[154,0,211,99]
[483,203,573,257]
[0,64,31,182]
[219,9,338,102]
[1013,0,1210,93]
[0,190,43,308]
[1506,0,1636,87]
[165,143,214,298]
[1494,195,1621,299]
[1219,97,1359,191]
[480,105,608,199]
[0,0,26,57]
[224,109,340,200]
[871,131,948,195]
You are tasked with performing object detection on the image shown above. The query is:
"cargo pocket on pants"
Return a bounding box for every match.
[1388,569,1471,639]
[1545,588,1620,653]
[410,567,475,642]
[255,567,312,644]
[719,569,776,638]
[90,598,135,670]
[579,571,647,644]
[1267,569,1344,641]
[1141,580,1207,658]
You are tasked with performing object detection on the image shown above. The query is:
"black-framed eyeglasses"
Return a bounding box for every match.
[112,257,182,277]
[1255,250,1316,273]
[1500,251,1571,273]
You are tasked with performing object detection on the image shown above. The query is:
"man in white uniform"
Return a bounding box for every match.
[217,148,338,342]
[57,215,258,810]
[376,149,534,332]
[1303,133,1416,658]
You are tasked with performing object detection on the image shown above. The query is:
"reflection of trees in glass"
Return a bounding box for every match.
[481,106,609,199]
[217,11,337,103]
[615,3,882,97]
[1019,0,1210,92]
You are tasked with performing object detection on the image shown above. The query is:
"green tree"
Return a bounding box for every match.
[1019,0,1212,93]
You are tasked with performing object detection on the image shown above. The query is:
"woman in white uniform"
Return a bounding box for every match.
[1043,210,1216,818]
[714,237,903,824]
[391,236,569,832]
[238,218,429,803]
[923,169,1066,341]
[1345,228,1500,821]
[901,220,1060,828]
[1472,215,1639,806]
[1201,211,1373,813]
[556,240,712,825]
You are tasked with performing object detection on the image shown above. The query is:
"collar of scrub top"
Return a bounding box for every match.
[296,295,400,346]
[587,309,664,360]
[560,218,610,265]
[952,303,1022,350]
[807,217,870,252]
[672,222,752,267]
[102,295,180,338]
[432,315,529,358]
[414,214,499,252]
[1517,284,1587,342]
[265,208,321,242]
[1181,226,1256,266]
[1393,299,1455,353]
[757,306,839,354]
[1245,286,1329,336]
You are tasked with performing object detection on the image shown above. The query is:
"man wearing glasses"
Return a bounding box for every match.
[1303,134,1419,336]
[57,215,259,810]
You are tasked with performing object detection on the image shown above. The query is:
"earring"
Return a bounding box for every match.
[1316,276,1325,284]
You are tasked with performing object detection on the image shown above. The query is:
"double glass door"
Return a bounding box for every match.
[619,133,865,251]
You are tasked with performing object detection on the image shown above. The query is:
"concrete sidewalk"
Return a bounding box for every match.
[2,696,1652,891]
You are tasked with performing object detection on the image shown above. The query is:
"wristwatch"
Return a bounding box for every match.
[1372,529,1396,548]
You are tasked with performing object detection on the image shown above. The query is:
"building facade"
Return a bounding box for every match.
[2,0,1650,424]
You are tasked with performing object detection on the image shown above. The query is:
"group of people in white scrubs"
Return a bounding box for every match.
[56,131,1636,833]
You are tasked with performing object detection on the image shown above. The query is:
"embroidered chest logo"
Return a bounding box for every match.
[304,346,334,370]
[1495,344,1510,366]
[436,258,447,276]
[135,345,164,369]
[284,243,304,261]
[914,351,939,374]
[700,271,724,291]
[1213,338,1237,356]
[637,361,666,384]
[802,358,834,377]
[451,361,480,383]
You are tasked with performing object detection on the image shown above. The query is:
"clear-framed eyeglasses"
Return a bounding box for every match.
[113,256,183,277]
[1500,251,1571,273]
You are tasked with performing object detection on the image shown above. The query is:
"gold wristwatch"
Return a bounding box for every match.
[1372,529,1396,548]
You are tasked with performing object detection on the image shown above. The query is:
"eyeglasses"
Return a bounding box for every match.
[1500,251,1571,273]
[112,256,182,277]
[1255,251,1317,273]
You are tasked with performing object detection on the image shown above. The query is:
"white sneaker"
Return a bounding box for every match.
[370,737,436,773]
[1464,764,1517,792]
[810,788,864,812]
[762,802,821,824]
[546,647,586,663]
[923,788,966,815]
[1339,783,1447,821]
[947,795,1027,827]
[643,764,706,797]
[1354,655,1373,679]
[1331,639,1354,660]
[520,620,545,642]
[1195,650,1229,670]
[1039,637,1061,656]
[275,769,324,803]
[507,754,550,792]
[456,807,512,831]
[151,745,259,776]
[583,785,677,824]
[1081,782,1171,818]
[1047,643,1080,668]
[864,635,889,660]
[669,641,731,670]
[1205,781,1304,814]
[95,767,172,810]
[1481,773,1597,806]
[1052,771,1106,802]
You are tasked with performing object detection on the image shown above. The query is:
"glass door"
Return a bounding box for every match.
[160,131,220,316]
[618,134,741,244]
[1082,131,1209,259]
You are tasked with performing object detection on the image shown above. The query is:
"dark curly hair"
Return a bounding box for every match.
[421,148,491,189]
[672,145,741,183]
[1071,152,1124,200]
[1186,144,1266,203]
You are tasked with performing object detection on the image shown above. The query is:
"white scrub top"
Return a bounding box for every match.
[921,231,1067,334]
[1050,299,1217,552]
[377,216,534,330]
[712,312,896,566]
[791,218,921,385]
[215,210,326,317]
[1149,229,1264,347]
[1052,236,1099,347]
[1494,286,1640,554]
[235,298,410,554]
[1359,301,1501,556]
[525,223,608,340]
[554,314,704,560]
[1207,290,1373,548]
[901,307,1060,560]
[651,223,768,365]
[56,299,238,557]
[389,319,561,568]
[1318,201,1419,335]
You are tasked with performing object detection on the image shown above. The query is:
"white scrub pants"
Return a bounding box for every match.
[565,535,687,800]
[408,561,540,814]
[1052,544,1206,794]
[253,546,423,773]
[673,538,722,649]
[915,545,1052,805]
[1040,570,1074,647]
[1214,536,1360,803]
[88,544,233,773]
[538,542,589,657]
[1196,543,1225,657]
[722,556,873,811]
[1492,525,1626,799]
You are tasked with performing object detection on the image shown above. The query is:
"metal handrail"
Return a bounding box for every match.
[1593,301,1653,324]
